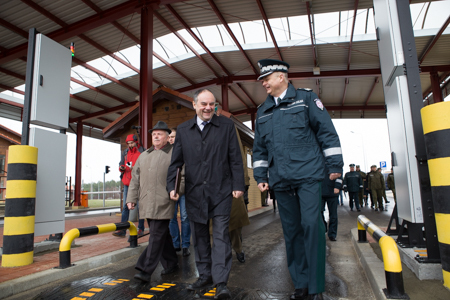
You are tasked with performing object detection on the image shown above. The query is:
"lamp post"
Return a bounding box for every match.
[351,131,367,172]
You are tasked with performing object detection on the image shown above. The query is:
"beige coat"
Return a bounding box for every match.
[127,142,175,220]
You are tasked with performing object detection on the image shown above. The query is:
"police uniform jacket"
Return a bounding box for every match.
[387,173,395,190]
[167,114,245,224]
[252,83,343,190]
[368,171,385,190]
[358,171,367,181]
[343,171,363,192]
[322,170,343,198]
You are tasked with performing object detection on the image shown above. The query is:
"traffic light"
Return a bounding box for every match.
[105,166,110,174]
[70,42,75,57]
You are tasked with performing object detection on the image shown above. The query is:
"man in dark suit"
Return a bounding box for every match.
[167,88,245,299]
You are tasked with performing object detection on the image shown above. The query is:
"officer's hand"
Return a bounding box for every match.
[232,191,244,198]
[334,188,339,194]
[170,190,179,201]
[329,173,341,180]
[127,202,136,210]
[258,182,269,192]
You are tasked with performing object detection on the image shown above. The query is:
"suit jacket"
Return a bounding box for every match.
[167,114,245,224]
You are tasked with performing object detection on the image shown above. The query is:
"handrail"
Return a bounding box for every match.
[59,221,138,269]
[357,215,409,299]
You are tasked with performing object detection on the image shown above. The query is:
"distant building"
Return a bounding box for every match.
[0,124,21,200]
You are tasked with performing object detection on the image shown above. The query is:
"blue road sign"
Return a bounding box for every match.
[380,161,387,168]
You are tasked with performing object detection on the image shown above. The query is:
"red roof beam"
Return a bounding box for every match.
[228,87,250,109]
[347,0,360,70]
[71,77,128,104]
[341,78,349,105]
[69,101,137,123]
[419,15,450,65]
[306,2,317,67]
[153,10,221,78]
[256,0,283,61]
[364,77,379,106]
[0,97,24,108]
[0,17,28,38]
[207,0,258,75]
[236,83,257,107]
[165,4,231,76]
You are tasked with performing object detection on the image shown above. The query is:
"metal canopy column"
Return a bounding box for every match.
[139,5,154,149]
[222,83,229,112]
[430,71,443,103]
[74,121,82,206]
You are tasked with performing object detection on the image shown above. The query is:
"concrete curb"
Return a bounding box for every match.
[351,228,389,300]
[0,243,147,300]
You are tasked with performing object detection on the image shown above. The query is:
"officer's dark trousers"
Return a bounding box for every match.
[274,181,326,294]
[322,196,338,239]
[348,192,360,210]
[135,219,178,275]
[191,215,232,285]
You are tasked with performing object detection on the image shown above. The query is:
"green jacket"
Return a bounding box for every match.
[368,171,385,190]
[387,173,395,190]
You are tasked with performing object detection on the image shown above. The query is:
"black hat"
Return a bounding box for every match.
[349,164,355,167]
[356,165,360,168]
[257,59,290,80]
[371,165,377,168]
[148,121,171,134]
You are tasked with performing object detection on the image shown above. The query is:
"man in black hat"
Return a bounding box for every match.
[127,121,179,282]
[253,59,343,300]
[343,164,363,211]
[167,89,245,299]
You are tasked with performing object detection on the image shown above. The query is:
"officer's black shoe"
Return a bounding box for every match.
[183,248,190,257]
[161,264,179,275]
[187,276,213,291]
[329,237,337,241]
[290,288,309,300]
[357,209,361,212]
[262,204,269,207]
[214,283,231,299]
[236,251,245,263]
[308,293,324,300]
[174,247,181,252]
[134,271,151,282]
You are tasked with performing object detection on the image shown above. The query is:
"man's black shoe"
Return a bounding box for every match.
[308,293,324,300]
[262,204,269,207]
[183,248,190,257]
[329,237,337,241]
[187,276,213,291]
[290,288,309,300]
[236,251,245,263]
[174,247,181,252]
[161,264,179,275]
[134,271,151,282]
[215,283,231,299]
[357,209,361,212]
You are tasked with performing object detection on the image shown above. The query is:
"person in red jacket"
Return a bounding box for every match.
[113,134,145,237]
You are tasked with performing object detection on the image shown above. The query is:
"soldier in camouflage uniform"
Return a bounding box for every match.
[368,165,385,211]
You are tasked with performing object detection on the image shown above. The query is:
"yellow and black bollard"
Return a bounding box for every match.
[2,145,38,267]
[421,101,450,289]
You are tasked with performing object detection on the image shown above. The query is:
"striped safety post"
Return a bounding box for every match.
[2,145,38,267]
[421,101,450,289]
[357,215,408,299]
[59,221,138,269]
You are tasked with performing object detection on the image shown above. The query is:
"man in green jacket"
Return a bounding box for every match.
[387,168,396,203]
[356,165,367,207]
[368,165,385,211]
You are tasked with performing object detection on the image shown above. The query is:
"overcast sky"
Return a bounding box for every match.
[1,116,392,183]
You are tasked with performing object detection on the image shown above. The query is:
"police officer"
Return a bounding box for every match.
[387,168,396,203]
[322,168,343,241]
[356,165,367,206]
[253,59,343,300]
[368,165,385,211]
[343,164,363,211]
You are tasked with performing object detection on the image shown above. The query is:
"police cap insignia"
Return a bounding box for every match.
[314,98,324,110]
[257,59,290,80]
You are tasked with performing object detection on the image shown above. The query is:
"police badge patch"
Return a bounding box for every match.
[314,98,324,110]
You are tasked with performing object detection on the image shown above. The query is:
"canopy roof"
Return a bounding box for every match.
[1,0,449,141]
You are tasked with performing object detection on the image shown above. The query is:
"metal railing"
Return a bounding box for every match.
[59,221,137,269]
[357,215,409,299]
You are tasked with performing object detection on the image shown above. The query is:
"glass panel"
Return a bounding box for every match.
[268,18,290,42]
[240,20,267,44]
[217,24,234,46]
[287,15,310,41]
[157,33,190,58]
[71,65,103,85]
[366,8,376,34]
[353,9,369,35]
[422,1,450,29]
[118,45,141,69]
[228,23,245,45]
[177,29,204,52]
[196,25,225,48]
[315,12,339,38]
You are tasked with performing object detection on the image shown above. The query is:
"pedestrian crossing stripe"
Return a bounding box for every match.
[204,293,215,296]
[118,279,130,281]
[70,298,86,300]
[103,282,116,285]
[163,283,176,286]
[88,288,103,292]
[79,292,95,297]
[112,280,124,283]
[159,285,172,288]
[136,294,154,299]
[209,289,216,293]
[150,287,165,291]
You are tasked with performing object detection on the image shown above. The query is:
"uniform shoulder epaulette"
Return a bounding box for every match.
[297,88,312,92]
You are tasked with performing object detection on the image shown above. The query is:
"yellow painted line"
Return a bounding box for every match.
[418,253,427,257]
[150,287,165,291]
[157,284,171,288]
[444,269,450,289]
[162,283,176,286]
[79,292,95,297]
[8,146,38,164]
[97,223,117,234]
[208,290,216,293]
[137,294,154,299]
[118,279,130,281]
[204,293,215,296]
[71,297,86,300]
[414,249,427,252]
[435,213,450,244]
[3,215,35,235]
[103,282,116,286]
[1,251,33,267]
[421,102,450,134]
[428,157,450,187]
[88,288,103,292]
[112,280,124,283]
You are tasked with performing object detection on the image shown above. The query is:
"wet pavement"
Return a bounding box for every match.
[2,193,449,299]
